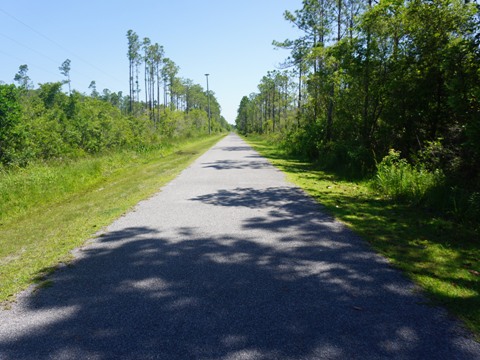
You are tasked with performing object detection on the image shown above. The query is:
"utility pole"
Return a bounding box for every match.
[205,73,211,135]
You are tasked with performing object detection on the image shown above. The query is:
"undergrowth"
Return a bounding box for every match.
[371,149,445,204]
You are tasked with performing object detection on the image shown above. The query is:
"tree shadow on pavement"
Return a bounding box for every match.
[1,192,479,358]
[202,160,272,170]
[220,146,253,152]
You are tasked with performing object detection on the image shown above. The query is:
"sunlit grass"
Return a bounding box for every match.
[244,134,480,338]
[0,134,225,303]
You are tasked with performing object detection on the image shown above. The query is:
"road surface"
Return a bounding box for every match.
[0,134,479,359]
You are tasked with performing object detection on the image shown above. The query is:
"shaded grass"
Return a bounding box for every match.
[244,134,480,338]
[0,134,225,303]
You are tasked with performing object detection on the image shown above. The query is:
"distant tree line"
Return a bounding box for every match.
[0,30,229,167]
[236,69,299,134]
[126,30,228,131]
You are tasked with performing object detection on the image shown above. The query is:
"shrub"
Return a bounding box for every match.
[282,122,322,159]
[0,84,22,164]
[372,149,444,204]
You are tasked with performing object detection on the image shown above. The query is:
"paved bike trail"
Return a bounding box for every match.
[0,134,479,359]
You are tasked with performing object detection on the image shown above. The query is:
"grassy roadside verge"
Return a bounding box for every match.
[244,134,480,339]
[0,134,225,304]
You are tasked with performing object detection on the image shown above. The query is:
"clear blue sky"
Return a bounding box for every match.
[0,0,302,124]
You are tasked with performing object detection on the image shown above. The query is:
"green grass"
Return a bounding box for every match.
[244,134,480,339]
[0,134,225,303]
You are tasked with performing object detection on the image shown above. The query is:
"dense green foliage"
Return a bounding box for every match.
[0,84,148,165]
[236,0,480,224]
[0,85,21,164]
[0,83,224,166]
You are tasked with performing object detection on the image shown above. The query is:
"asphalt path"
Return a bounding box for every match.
[0,134,479,359]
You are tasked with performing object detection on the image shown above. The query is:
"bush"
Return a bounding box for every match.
[0,84,22,164]
[282,122,322,159]
[372,149,444,204]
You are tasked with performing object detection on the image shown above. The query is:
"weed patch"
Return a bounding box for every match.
[372,149,445,204]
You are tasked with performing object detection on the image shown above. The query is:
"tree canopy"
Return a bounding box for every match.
[237,0,480,187]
